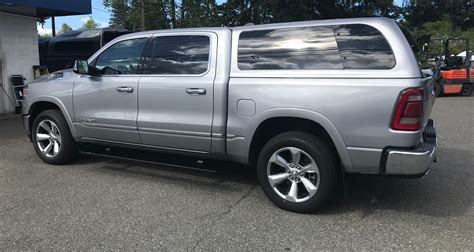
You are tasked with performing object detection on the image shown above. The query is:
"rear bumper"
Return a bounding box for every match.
[384,119,437,177]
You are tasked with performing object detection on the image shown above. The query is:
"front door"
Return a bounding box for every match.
[137,33,216,152]
[73,37,147,143]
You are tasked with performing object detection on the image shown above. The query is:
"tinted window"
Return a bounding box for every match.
[94,38,146,75]
[238,26,342,70]
[54,41,97,54]
[76,29,102,38]
[102,30,131,44]
[399,24,423,63]
[334,24,395,69]
[142,35,210,75]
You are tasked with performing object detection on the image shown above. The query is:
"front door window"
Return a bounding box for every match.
[94,38,147,75]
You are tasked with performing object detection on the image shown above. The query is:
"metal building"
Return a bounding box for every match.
[0,0,91,113]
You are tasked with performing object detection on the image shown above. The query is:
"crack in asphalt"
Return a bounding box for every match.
[192,185,257,249]
[220,185,256,217]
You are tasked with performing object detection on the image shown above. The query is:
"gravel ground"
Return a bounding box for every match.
[0,96,472,250]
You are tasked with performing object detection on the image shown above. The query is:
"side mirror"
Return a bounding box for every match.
[73,60,89,75]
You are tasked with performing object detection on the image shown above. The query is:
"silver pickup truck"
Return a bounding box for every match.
[22,17,437,213]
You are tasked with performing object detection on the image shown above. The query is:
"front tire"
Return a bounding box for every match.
[31,109,77,164]
[257,131,339,213]
[433,81,443,97]
[461,83,472,96]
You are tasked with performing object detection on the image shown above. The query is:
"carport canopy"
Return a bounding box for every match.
[0,0,91,18]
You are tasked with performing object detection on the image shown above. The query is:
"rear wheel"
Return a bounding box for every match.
[433,81,443,97]
[257,131,338,213]
[32,109,77,164]
[461,83,472,96]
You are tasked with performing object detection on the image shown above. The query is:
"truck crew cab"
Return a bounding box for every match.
[22,17,437,213]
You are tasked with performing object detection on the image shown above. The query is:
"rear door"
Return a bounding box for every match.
[137,32,217,152]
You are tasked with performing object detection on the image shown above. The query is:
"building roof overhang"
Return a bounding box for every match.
[0,0,91,18]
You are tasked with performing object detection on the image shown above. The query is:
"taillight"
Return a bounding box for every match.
[391,88,423,131]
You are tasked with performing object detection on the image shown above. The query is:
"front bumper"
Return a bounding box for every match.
[384,119,437,177]
[22,114,31,138]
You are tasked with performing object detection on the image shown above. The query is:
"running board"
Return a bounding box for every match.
[78,144,216,173]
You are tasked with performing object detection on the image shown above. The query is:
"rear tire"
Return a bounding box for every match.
[461,83,472,96]
[257,131,339,213]
[433,81,443,97]
[31,109,77,165]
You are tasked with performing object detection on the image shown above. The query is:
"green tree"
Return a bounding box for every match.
[104,0,136,30]
[104,0,221,30]
[143,0,169,30]
[414,17,474,55]
[216,0,273,26]
[216,0,401,27]
[403,0,474,31]
[59,23,73,33]
[179,0,218,27]
[104,0,169,31]
[82,16,99,29]
[102,0,418,29]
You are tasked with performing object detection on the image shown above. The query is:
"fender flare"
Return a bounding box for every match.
[245,108,353,172]
[28,96,78,139]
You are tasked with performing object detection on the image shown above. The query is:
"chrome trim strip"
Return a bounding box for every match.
[138,127,211,137]
[212,133,223,138]
[347,146,383,152]
[227,136,245,141]
[226,134,246,139]
[80,122,137,131]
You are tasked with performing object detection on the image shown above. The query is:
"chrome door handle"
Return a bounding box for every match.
[186,88,206,95]
[116,86,134,93]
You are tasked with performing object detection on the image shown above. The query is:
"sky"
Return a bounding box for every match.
[38,0,405,35]
[38,0,110,35]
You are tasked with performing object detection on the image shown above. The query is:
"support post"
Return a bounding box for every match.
[141,0,145,31]
[51,16,56,37]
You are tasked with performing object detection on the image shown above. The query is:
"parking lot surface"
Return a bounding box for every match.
[0,97,473,250]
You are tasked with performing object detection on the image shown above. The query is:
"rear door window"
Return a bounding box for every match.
[334,24,395,69]
[238,26,343,70]
[142,35,210,75]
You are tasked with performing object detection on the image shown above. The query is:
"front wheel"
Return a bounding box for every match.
[433,81,443,97]
[31,109,77,164]
[461,83,472,96]
[257,131,339,213]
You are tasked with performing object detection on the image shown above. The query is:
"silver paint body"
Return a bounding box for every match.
[22,17,435,174]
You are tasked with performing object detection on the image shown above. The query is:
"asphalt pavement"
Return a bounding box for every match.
[0,96,472,249]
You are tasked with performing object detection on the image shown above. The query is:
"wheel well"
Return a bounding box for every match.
[248,117,338,168]
[28,102,61,133]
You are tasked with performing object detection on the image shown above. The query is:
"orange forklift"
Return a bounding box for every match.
[429,38,473,97]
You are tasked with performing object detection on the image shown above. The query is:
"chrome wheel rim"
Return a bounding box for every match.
[35,120,62,158]
[266,147,320,203]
